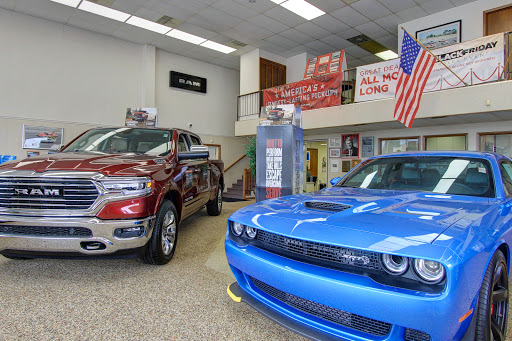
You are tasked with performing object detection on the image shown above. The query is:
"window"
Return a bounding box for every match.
[380,137,419,154]
[189,135,202,146]
[480,133,512,157]
[500,161,512,196]
[177,135,189,152]
[425,134,466,151]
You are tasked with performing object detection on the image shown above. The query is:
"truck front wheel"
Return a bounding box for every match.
[141,200,178,265]
[207,186,223,216]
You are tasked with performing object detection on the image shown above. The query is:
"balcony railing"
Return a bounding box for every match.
[237,31,512,121]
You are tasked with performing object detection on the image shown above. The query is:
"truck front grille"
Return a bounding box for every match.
[0,178,99,210]
[0,225,92,237]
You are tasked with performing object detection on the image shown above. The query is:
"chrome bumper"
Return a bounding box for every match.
[0,215,155,256]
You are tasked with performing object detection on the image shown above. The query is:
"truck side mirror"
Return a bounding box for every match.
[49,144,64,154]
[178,145,210,161]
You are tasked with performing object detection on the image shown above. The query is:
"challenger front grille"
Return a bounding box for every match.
[405,328,431,341]
[0,178,99,210]
[250,276,392,337]
[0,225,92,237]
[304,201,351,212]
[256,230,381,271]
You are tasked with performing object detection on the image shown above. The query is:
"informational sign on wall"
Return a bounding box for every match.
[263,73,343,111]
[304,51,347,78]
[256,125,303,202]
[125,108,158,127]
[354,33,505,102]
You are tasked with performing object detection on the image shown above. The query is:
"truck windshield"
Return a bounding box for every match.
[336,156,495,198]
[62,128,173,156]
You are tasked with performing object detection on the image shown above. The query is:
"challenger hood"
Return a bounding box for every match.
[232,187,494,246]
[0,152,167,176]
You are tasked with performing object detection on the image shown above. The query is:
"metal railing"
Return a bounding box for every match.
[237,31,512,121]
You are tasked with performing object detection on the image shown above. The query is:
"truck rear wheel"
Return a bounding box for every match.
[141,200,178,265]
[207,186,223,216]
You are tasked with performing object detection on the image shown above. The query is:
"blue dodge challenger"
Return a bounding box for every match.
[225,151,511,341]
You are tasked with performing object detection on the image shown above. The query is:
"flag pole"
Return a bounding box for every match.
[400,26,468,86]
[498,48,512,81]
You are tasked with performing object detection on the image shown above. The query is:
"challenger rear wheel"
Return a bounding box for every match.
[475,250,509,341]
[141,200,178,265]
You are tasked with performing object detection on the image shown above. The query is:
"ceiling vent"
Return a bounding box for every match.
[347,34,371,45]
[86,0,116,6]
[156,15,184,28]
[226,40,248,48]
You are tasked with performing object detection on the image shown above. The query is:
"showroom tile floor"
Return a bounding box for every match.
[0,200,304,341]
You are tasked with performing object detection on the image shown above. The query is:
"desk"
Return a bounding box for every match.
[305,182,317,193]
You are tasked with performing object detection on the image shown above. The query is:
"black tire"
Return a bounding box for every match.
[206,185,223,216]
[2,254,32,260]
[475,250,509,341]
[141,200,178,265]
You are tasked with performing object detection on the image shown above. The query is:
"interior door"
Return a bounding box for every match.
[485,5,512,78]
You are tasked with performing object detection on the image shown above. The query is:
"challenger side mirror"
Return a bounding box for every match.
[330,177,342,186]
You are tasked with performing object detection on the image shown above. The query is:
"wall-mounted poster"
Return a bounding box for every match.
[342,133,359,158]
[416,20,461,49]
[362,136,374,157]
[125,108,158,127]
[342,160,351,172]
[304,51,347,79]
[351,159,362,168]
[330,159,340,173]
[22,125,63,150]
[328,137,341,148]
[329,148,341,158]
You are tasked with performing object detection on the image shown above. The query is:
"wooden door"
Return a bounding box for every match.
[260,58,286,90]
[307,148,318,177]
[485,5,512,35]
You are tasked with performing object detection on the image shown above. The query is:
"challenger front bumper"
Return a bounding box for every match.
[0,215,155,257]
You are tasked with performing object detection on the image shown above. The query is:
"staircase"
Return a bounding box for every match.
[223,178,246,202]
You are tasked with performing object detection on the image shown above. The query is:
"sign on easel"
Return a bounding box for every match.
[304,50,347,79]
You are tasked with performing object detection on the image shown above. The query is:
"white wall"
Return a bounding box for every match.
[240,49,260,95]
[400,0,512,49]
[286,53,308,84]
[155,49,239,137]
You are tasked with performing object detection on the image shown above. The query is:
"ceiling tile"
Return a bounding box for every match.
[111,0,146,14]
[232,0,277,13]
[68,10,123,36]
[175,23,218,40]
[351,0,392,20]
[224,22,273,43]
[264,6,308,27]
[0,0,16,10]
[344,45,372,58]
[256,40,287,54]
[396,6,428,22]
[188,7,243,32]
[279,28,315,44]
[347,58,366,68]
[305,40,334,54]
[294,22,331,40]
[263,34,297,49]
[14,0,76,23]
[248,14,289,33]
[152,34,201,53]
[211,0,260,19]
[311,15,350,33]
[230,44,257,56]
[337,28,362,40]
[167,0,210,12]
[354,22,389,39]
[320,35,352,49]
[450,0,478,5]
[330,6,371,27]
[376,34,399,51]
[361,54,382,64]
[374,14,401,35]
[377,0,417,12]
[420,0,455,15]
[209,57,239,70]
[279,49,307,58]
[307,0,347,12]
[133,7,164,21]
[144,0,195,21]
[112,22,166,44]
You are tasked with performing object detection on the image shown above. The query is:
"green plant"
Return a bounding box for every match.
[245,136,257,176]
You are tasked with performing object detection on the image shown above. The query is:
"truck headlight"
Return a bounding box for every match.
[414,259,445,283]
[100,177,153,196]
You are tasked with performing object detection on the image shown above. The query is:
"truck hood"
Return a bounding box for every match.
[231,187,494,246]
[0,152,167,176]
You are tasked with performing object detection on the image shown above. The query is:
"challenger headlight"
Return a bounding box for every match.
[381,254,408,275]
[414,259,445,283]
[100,177,153,196]
[231,222,244,236]
[245,226,257,239]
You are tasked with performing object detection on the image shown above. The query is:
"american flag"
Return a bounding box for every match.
[394,31,436,128]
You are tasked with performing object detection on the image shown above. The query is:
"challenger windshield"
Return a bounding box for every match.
[337,156,495,197]
[62,128,173,156]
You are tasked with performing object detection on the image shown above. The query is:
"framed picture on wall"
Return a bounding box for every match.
[415,20,461,49]
[330,159,340,173]
[362,136,374,157]
[329,148,341,158]
[22,125,63,150]
[328,137,341,148]
[351,159,362,168]
[342,133,359,158]
[342,160,351,172]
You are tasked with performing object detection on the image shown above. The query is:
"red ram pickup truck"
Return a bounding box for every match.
[0,127,224,265]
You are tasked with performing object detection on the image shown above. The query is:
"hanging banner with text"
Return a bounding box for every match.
[355,33,504,102]
[263,72,342,111]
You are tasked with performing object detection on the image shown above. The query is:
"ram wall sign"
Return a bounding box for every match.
[170,71,207,93]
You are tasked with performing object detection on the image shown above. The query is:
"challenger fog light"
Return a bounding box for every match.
[231,222,243,236]
[114,227,144,238]
[414,259,445,283]
[245,226,257,239]
[381,254,408,275]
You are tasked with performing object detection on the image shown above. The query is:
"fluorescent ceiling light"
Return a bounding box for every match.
[50,0,81,6]
[375,50,399,60]
[270,0,287,3]
[200,41,236,54]
[280,0,325,20]
[167,29,207,45]
[126,16,172,34]
[78,1,131,22]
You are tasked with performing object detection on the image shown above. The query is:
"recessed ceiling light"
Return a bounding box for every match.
[200,41,236,54]
[375,50,398,60]
[166,29,207,45]
[280,0,325,20]
[49,0,81,7]
[78,1,131,22]
[126,16,172,34]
